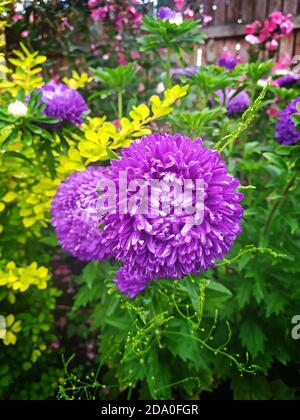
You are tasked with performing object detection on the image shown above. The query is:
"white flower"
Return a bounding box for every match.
[274,69,290,76]
[257,79,268,87]
[156,82,165,93]
[169,12,183,25]
[245,34,260,45]
[7,101,28,118]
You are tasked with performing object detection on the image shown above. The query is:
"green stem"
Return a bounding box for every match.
[117,89,123,120]
[264,172,298,236]
[31,135,43,173]
[165,47,171,88]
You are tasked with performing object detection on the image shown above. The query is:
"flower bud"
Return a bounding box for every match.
[8,101,28,118]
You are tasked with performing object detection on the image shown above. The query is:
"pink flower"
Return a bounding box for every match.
[263,19,277,34]
[50,340,61,350]
[175,0,185,11]
[273,53,292,72]
[118,53,128,65]
[201,13,213,26]
[245,20,261,35]
[267,104,280,117]
[266,39,279,52]
[258,29,270,43]
[130,50,141,60]
[12,13,23,23]
[280,19,293,35]
[138,83,145,93]
[184,7,194,19]
[245,34,260,45]
[21,30,30,38]
[269,11,285,25]
[91,6,108,21]
[88,0,100,7]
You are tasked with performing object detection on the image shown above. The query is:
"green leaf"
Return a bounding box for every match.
[206,280,232,296]
[239,320,266,357]
[3,151,35,166]
[26,122,54,142]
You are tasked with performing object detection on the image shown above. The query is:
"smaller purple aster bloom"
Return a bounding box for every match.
[275,97,300,145]
[51,166,111,261]
[158,7,183,24]
[275,73,300,88]
[218,52,239,71]
[171,67,197,82]
[214,88,250,115]
[114,265,151,299]
[158,7,176,20]
[38,83,87,125]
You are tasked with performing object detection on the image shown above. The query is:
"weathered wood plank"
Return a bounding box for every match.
[267,0,284,14]
[294,29,300,56]
[213,0,226,25]
[253,0,268,20]
[226,0,241,24]
[240,0,255,23]
[283,0,298,15]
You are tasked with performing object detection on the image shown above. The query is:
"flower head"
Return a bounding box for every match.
[275,98,300,145]
[114,265,151,299]
[8,101,28,118]
[38,83,87,125]
[214,88,250,115]
[158,7,183,24]
[245,20,261,35]
[171,66,197,81]
[101,133,244,284]
[275,73,300,88]
[218,51,239,71]
[51,166,110,261]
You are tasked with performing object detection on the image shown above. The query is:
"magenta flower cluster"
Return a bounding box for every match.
[245,11,293,52]
[87,0,142,65]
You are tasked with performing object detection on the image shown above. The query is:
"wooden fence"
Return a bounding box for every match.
[185,0,300,64]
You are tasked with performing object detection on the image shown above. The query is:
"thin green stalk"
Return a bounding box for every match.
[264,172,298,236]
[31,135,44,173]
[117,89,123,120]
[165,47,171,88]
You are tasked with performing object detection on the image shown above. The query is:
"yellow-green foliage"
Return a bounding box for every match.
[58,84,189,176]
[0,43,46,95]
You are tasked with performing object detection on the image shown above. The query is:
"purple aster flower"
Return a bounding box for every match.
[171,67,197,82]
[158,7,176,20]
[275,97,300,145]
[101,133,244,287]
[218,52,239,71]
[275,73,300,88]
[214,88,250,115]
[114,265,151,299]
[51,166,110,261]
[158,7,183,24]
[38,83,87,125]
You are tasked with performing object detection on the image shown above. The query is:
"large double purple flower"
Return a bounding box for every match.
[52,133,244,298]
[101,133,244,294]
